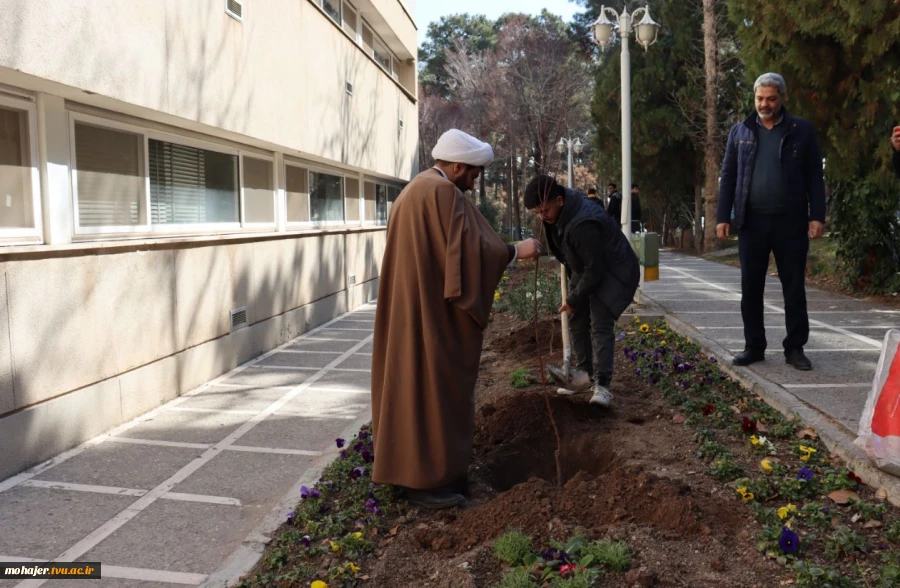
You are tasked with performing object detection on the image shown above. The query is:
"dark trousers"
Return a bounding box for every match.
[569,281,616,387]
[738,214,810,353]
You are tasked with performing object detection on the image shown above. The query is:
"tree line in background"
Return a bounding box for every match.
[419,1,900,294]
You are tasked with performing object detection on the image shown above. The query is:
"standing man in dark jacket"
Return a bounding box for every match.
[606,183,622,225]
[525,175,640,407]
[630,184,643,232]
[891,125,900,178]
[716,72,826,371]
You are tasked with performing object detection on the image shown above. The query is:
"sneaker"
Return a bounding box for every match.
[589,385,613,407]
[548,364,592,391]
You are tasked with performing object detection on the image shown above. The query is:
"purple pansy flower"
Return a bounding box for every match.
[336,438,346,448]
[541,548,571,563]
[286,510,295,524]
[350,466,366,480]
[797,467,814,482]
[300,486,310,499]
[358,431,370,440]
[340,449,348,459]
[778,527,799,554]
[362,449,374,463]
[300,534,311,548]
[365,497,378,512]
[616,332,626,341]
[635,368,643,377]
[709,355,717,363]
[354,441,365,452]
[623,347,632,356]
[310,488,321,499]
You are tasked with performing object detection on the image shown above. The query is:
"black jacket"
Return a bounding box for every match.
[717,109,826,228]
[544,189,640,319]
[606,191,622,224]
[893,150,900,179]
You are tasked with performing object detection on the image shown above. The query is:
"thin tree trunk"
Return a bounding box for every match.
[512,148,521,238]
[479,171,486,206]
[694,177,704,253]
[702,0,721,250]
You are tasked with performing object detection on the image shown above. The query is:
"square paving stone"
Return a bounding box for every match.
[314,328,371,341]
[335,353,372,371]
[789,385,870,433]
[309,370,371,393]
[281,390,371,419]
[177,385,290,413]
[219,366,313,388]
[168,450,314,507]
[32,442,200,490]
[330,319,374,330]
[257,351,338,369]
[0,486,136,560]
[745,350,878,387]
[79,500,248,575]
[237,413,356,451]
[115,409,249,445]
[283,338,358,353]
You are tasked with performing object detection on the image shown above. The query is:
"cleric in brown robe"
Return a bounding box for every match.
[371,129,542,509]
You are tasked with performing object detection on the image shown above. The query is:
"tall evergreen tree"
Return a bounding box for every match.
[728,0,900,292]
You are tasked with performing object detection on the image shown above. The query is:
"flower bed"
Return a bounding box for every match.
[238,300,900,587]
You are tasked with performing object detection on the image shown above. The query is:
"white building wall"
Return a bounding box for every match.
[0,0,416,478]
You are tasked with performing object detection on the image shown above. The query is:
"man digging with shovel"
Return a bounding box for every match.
[525,175,640,407]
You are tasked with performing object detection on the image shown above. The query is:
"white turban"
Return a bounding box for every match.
[431,129,494,167]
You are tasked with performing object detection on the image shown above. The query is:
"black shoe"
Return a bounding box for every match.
[785,349,812,371]
[732,348,765,366]
[404,487,466,510]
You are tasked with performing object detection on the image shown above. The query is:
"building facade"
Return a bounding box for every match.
[0,0,418,479]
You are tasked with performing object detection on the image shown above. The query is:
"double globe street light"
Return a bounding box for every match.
[590,5,660,240]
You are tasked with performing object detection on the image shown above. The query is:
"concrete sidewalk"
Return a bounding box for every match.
[642,251,900,499]
[0,304,376,588]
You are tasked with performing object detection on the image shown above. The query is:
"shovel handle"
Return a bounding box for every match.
[560,265,572,376]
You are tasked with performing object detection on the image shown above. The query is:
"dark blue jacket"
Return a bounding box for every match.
[716,110,826,228]
[544,189,639,319]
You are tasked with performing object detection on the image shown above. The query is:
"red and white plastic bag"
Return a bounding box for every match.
[855,329,900,476]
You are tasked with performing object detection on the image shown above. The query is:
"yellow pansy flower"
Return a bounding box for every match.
[330,541,341,553]
[493,290,501,302]
[750,435,760,446]
[799,446,817,461]
[777,504,797,520]
[760,459,773,473]
[311,581,327,588]
[352,532,363,539]
[640,323,650,333]
[347,562,361,574]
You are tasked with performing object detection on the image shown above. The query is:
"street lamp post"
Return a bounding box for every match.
[590,5,660,240]
[554,137,583,379]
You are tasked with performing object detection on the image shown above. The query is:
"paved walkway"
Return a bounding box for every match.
[643,251,898,435]
[641,251,900,497]
[0,304,376,588]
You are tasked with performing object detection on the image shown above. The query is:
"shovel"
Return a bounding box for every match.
[549,265,591,393]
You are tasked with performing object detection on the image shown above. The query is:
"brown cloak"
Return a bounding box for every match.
[371,168,511,489]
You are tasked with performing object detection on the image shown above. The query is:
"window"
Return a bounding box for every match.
[242,156,274,224]
[342,1,358,38]
[0,100,40,235]
[344,177,360,222]
[375,183,388,224]
[361,24,374,54]
[373,38,391,71]
[149,139,238,225]
[309,171,343,223]
[322,0,341,23]
[363,181,376,223]
[73,123,144,227]
[286,164,310,223]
